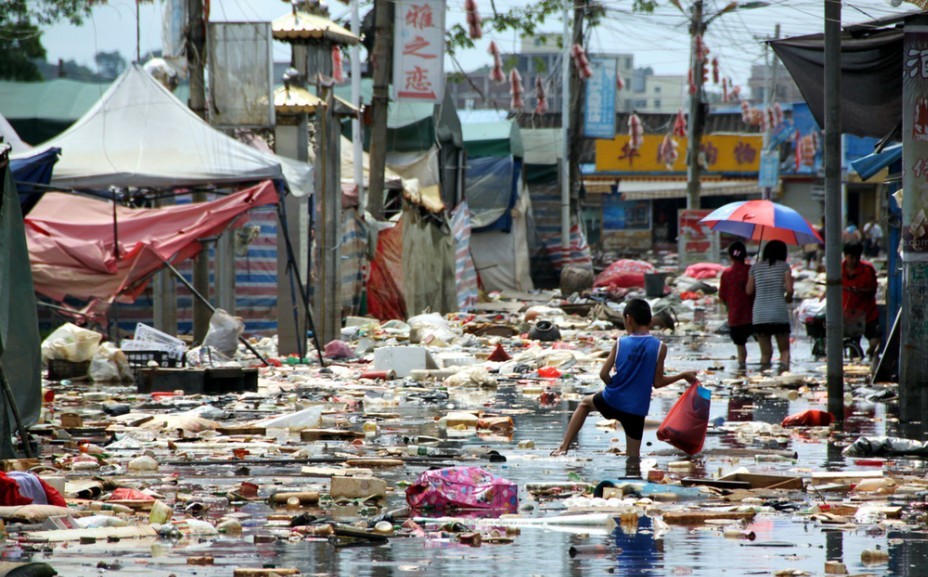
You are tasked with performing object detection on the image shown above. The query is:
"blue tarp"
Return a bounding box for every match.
[850,143,902,181]
[10,147,59,215]
[465,156,521,233]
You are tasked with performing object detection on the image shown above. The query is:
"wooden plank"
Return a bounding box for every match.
[810,470,884,481]
[299,429,363,442]
[344,458,403,468]
[719,472,804,490]
[300,466,373,478]
[680,478,752,490]
[233,569,301,577]
[662,510,757,525]
[217,426,267,436]
[22,525,158,543]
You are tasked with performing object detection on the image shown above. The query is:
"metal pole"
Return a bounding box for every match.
[351,0,365,213]
[824,0,844,423]
[686,0,704,210]
[560,1,571,264]
[0,368,34,458]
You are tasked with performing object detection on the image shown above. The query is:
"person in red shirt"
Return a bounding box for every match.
[842,241,881,357]
[719,241,755,370]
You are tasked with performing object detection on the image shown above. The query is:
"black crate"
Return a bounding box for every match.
[47,359,90,381]
[125,350,185,369]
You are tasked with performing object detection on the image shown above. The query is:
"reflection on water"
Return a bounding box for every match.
[614,515,661,576]
[35,329,928,577]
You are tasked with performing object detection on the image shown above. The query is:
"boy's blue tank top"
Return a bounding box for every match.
[601,334,662,416]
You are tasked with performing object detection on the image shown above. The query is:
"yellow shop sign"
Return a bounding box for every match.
[595,134,763,173]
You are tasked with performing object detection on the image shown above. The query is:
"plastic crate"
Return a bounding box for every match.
[125,350,185,369]
[47,359,90,381]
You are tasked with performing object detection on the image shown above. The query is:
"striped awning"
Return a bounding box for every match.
[584,178,762,200]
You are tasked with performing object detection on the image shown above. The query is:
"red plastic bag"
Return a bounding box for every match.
[781,409,833,427]
[656,382,711,455]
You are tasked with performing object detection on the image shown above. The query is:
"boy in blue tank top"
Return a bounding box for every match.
[551,299,697,461]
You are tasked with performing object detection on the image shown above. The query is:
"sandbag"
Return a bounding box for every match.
[656,383,711,455]
[405,466,518,513]
[560,266,594,296]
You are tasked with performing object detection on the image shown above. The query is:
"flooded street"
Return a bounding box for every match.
[20,303,928,577]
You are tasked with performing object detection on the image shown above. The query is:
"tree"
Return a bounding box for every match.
[95,50,127,80]
[0,0,95,81]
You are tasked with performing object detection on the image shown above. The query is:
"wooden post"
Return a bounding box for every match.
[187,0,211,342]
[275,112,310,357]
[315,84,342,346]
[367,0,393,221]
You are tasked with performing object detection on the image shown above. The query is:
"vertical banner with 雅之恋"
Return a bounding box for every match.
[584,57,617,140]
[903,26,928,261]
[393,0,445,103]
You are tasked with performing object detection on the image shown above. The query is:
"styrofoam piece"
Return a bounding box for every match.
[435,352,478,368]
[373,346,438,377]
[256,406,324,429]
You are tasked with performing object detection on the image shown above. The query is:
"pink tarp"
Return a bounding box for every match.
[25,181,278,303]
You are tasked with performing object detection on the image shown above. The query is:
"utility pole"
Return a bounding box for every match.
[568,0,586,217]
[187,0,211,343]
[560,2,571,261]
[368,0,392,221]
[761,24,780,201]
[686,0,705,210]
[351,0,364,212]
[823,0,844,423]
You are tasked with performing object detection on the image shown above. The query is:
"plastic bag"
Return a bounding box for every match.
[89,342,133,382]
[656,382,711,455]
[781,409,833,427]
[593,259,656,289]
[202,309,243,357]
[405,466,518,513]
[41,322,102,362]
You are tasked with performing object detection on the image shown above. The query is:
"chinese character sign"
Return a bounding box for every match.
[904,26,928,260]
[394,0,445,103]
[584,57,617,140]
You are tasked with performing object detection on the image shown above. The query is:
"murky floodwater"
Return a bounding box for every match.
[24,312,928,577]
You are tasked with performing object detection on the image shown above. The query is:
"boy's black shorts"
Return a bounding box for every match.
[593,392,645,441]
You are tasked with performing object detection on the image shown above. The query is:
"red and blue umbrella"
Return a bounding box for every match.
[699,199,823,245]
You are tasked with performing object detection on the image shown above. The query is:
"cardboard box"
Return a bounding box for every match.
[329,475,387,500]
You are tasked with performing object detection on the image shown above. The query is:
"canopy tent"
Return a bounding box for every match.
[9,147,60,215]
[0,154,42,458]
[10,65,312,196]
[25,180,279,304]
[461,119,534,293]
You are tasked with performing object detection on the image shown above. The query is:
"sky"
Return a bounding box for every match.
[40,0,914,90]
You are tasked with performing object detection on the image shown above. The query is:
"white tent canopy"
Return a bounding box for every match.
[12,65,312,195]
[0,113,31,155]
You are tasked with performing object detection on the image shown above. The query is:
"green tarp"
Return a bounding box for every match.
[0,159,42,458]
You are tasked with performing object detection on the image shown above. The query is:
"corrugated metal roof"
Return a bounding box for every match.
[272,11,360,45]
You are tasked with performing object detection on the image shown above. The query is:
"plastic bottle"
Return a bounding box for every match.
[406,445,461,457]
